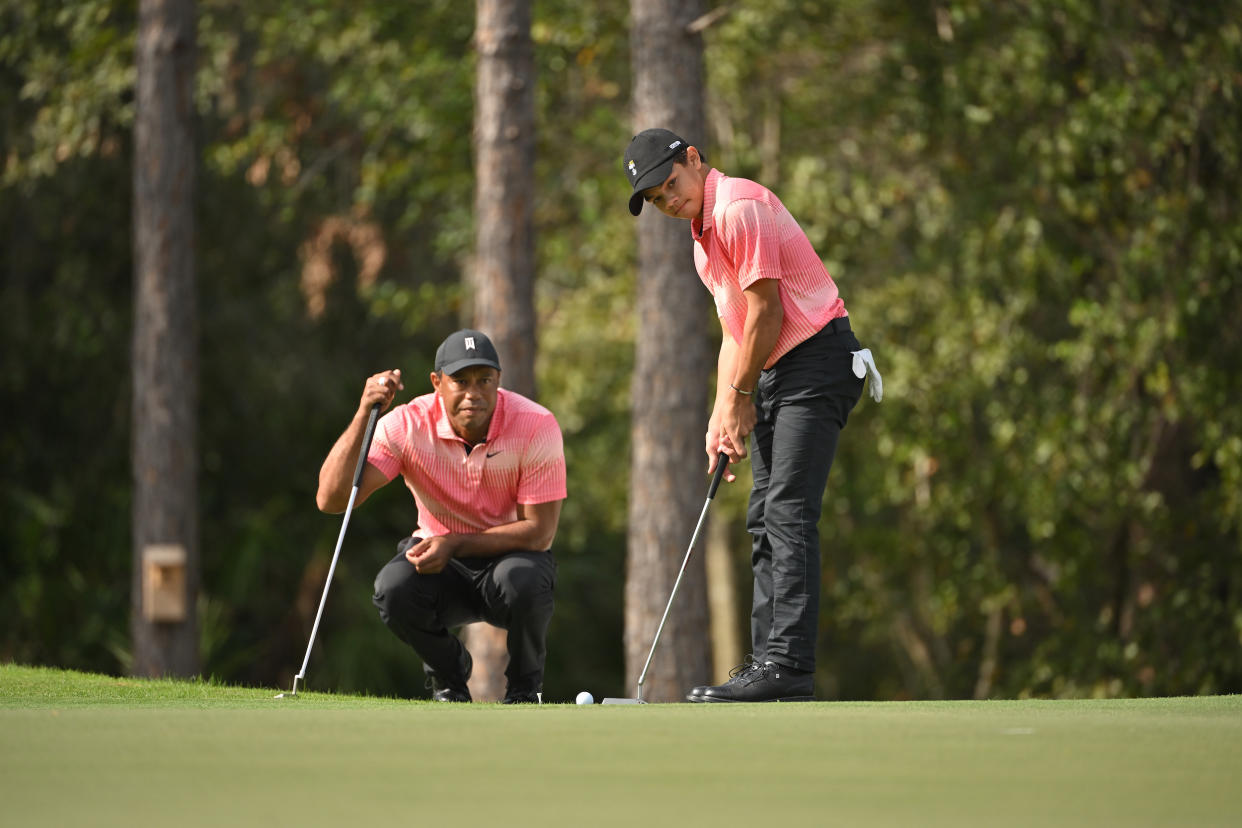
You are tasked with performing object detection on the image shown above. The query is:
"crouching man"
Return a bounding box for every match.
[316,329,567,703]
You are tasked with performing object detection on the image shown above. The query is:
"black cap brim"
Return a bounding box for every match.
[439,357,501,376]
[628,158,677,215]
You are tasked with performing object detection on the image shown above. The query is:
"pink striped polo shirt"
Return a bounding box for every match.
[691,168,846,368]
[366,388,567,539]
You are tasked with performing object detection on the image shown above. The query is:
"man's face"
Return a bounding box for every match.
[641,146,707,220]
[431,365,500,443]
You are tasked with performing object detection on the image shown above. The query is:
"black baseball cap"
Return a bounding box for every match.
[623,128,690,215]
[434,329,502,375]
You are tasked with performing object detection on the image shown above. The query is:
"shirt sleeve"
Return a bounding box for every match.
[720,198,784,291]
[517,412,567,504]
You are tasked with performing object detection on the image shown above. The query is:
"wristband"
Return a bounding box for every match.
[730,383,754,396]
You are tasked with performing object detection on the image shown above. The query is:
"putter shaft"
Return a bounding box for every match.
[280,403,381,697]
[634,454,729,701]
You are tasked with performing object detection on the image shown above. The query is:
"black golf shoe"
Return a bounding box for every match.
[686,655,764,702]
[427,651,473,702]
[699,661,813,703]
[501,689,541,704]
[431,684,472,703]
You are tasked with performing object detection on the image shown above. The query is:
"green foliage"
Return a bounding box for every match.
[706,0,1242,698]
[0,0,136,185]
[3,0,1240,701]
[0,0,136,673]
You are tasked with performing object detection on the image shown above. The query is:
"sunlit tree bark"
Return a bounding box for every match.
[625,0,713,701]
[467,0,537,701]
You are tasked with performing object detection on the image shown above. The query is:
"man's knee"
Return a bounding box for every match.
[493,554,555,617]
[372,557,434,626]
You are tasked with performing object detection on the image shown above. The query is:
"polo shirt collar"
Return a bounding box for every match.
[435,388,507,446]
[692,168,722,241]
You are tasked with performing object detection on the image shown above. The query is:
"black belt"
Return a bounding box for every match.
[819,316,851,336]
[771,315,853,368]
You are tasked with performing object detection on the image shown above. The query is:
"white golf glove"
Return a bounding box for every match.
[851,348,883,402]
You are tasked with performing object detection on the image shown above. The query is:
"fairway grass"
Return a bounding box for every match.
[2,664,1239,827]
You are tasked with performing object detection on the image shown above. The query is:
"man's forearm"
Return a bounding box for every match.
[732,290,783,392]
[710,281,783,460]
[713,335,740,412]
[452,524,549,558]
[318,369,402,513]
[451,501,562,558]
[316,407,373,511]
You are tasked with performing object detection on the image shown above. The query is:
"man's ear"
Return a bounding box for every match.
[429,371,441,393]
[687,145,703,168]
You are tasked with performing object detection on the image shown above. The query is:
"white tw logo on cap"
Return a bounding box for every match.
[628,160,637,176]
[464,337,476,350]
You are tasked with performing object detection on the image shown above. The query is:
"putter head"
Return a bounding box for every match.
[274,675,302,699]
[601,681,648,705]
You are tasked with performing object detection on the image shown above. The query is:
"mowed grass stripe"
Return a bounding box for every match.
[2,665,1239,827]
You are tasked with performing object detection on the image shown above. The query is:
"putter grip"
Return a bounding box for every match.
[352,403,381,488]
[707,452,729,500]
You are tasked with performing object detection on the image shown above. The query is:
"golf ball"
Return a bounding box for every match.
[575,690,594,705]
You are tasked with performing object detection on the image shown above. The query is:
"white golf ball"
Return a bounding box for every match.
[575,690,594,705]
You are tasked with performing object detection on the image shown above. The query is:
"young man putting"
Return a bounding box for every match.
[316,329,567,703]
[623,128,880,702]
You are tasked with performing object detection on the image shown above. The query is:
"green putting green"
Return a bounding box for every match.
[2,664,1239,827]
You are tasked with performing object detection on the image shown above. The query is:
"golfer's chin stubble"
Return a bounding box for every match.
[452,407,491,439]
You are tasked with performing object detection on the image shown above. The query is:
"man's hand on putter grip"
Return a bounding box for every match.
[718,393,755,461]
[705,429,737,483]
[405,535,460,574]
[362,368,403,412]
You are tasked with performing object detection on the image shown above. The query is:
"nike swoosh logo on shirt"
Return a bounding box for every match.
[486,450,502,458]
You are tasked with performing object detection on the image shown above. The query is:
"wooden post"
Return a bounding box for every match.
[142,544,188,623]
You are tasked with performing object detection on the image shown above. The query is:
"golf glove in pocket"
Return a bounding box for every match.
[851,349,883,402]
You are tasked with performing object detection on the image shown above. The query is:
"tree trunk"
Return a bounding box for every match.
[468,0,536,702]
[626,0,712,702]
[131,0,199,678]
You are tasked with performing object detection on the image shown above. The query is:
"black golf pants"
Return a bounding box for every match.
[372,539,556,694]
[747,319,863,673]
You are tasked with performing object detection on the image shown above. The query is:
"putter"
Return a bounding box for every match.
[603,452,729,705]
[276,402,381,698]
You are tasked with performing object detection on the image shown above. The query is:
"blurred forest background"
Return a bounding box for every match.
[3,0,1241,701]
